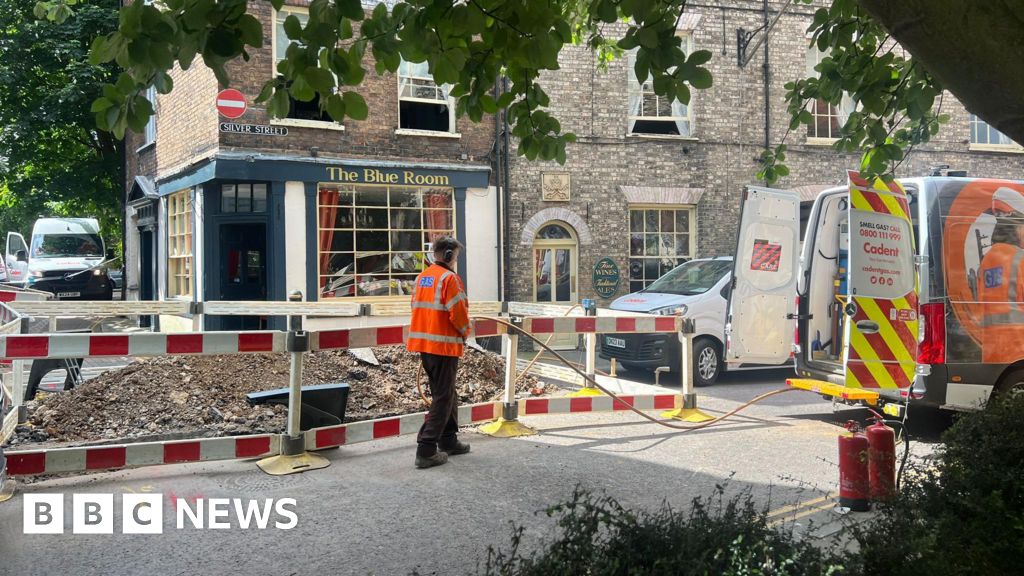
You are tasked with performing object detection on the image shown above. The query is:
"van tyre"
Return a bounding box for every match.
[995,367,1024,400]
[692,338,722,387]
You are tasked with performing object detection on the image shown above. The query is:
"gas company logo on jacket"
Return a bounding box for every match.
[407,263,472,357]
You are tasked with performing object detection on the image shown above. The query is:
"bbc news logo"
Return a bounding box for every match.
[23,494,298,534]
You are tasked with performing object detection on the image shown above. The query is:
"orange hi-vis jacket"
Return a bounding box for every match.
[407,262,472,357]
[976,243,1024,363]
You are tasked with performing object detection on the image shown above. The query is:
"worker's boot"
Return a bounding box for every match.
[415,451,449,469]
[440,440,471,456]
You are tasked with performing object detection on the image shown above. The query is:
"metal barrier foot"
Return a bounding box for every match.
[661,407,715,423]
[257,453,331,476]
[568,387,605,397]
[0,478,15,503]
[479,417,537,438]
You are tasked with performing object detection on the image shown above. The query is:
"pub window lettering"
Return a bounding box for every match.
[627,34,693,137]
[398,59,455,133]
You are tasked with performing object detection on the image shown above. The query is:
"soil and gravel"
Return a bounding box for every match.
[6,347,554,448]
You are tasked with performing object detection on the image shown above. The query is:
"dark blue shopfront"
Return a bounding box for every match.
[155,154,490,331]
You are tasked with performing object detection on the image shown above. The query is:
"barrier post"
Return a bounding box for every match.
[480,321,536,437]
[257,291,330,475]
[662,318,713,422]
[11,317,30,421]
[570,299,603,397]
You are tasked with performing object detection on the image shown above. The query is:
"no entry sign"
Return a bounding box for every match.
[216,89,247,119]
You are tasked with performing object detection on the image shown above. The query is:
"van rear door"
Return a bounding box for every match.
[844,171,918,393]
[725,186,800,365]
[4,232,28,285]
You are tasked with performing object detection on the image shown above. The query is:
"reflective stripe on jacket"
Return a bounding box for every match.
[407,263,472,357]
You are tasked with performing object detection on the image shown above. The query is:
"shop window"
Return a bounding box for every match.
[805,47,855,141]
[317,183,455,297]
[398,59,455,133]
[167,190,193,298]
[628,206,694,292]
[970,114,1020,149]
[221,183,268,213]
[274,7,330,124]
[627,34,693,137]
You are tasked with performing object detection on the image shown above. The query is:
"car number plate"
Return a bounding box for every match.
[57,291,80,298]
[606,337,626,349]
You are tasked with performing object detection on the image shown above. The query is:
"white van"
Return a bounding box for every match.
[727,174,1024,413]
[600,257,790,386]
[5,218,113,300]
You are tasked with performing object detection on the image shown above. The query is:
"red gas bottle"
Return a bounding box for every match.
[866,416,897,501]
[838,421,870,511]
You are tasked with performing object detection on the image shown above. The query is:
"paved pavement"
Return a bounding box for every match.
[0,368,947,576]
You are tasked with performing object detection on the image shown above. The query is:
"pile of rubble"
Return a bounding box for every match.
[7,347,554,448]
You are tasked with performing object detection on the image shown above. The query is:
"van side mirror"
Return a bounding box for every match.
[106,248,115,260]
[15,249,27,262]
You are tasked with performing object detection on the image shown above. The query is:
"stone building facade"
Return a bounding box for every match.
[124,1,500,330]
[506,0,1024,307]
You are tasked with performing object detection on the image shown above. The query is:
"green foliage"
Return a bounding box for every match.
[476,487,847,576]
[50,0,712,166]
[0,0,122,245]
[849,395,1024,576]
[759,0,948,184]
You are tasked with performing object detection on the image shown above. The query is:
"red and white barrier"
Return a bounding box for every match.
[0,288,51,303]
[0,330,286,360]
[4,433,279,476]
[522,315,681,336]
[311,318,506,352]
[304,401,501,450]
[519,394,678,415]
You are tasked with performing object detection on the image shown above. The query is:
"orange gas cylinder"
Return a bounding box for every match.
[838,421,870,511]
[867,417,897,501]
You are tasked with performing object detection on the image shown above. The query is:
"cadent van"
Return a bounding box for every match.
[726,172,1024,413]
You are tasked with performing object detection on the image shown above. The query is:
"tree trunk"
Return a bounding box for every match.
[857,0,1024,145]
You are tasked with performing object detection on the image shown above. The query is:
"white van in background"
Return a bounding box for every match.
[5,218,114,300]
[599,257,791,386]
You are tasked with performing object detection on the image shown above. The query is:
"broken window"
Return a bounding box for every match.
[398,59,455,133]
[627,34,693,137]
[805,46,856,141]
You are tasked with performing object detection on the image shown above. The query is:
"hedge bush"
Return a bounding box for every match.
[471,395,1024,576]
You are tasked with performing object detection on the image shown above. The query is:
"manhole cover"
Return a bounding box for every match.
[225,469,321,493]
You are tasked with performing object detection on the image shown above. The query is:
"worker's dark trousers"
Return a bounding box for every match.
[416,352,460,457]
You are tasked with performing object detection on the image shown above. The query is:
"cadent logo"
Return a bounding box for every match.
[22,494,298,534]
[863,242,899,257]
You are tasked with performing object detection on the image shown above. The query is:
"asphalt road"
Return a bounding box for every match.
[0,366,950,575]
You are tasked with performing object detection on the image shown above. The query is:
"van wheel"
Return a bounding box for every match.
[995,367,1024,400]
[692,338,722,387]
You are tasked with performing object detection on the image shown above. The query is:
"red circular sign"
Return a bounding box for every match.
[216,88,247,119]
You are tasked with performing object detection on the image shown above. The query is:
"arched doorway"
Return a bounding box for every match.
[533,222,578,349]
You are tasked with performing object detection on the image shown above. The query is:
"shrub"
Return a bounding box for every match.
[477,487,848,576]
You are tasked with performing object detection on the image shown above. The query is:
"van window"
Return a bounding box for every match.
[31,234,104,258]
[644,260,731,295]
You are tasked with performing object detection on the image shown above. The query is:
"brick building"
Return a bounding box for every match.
[506,0,1024,311]
[124,1,499,330]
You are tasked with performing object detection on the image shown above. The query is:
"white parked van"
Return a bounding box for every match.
[599,257,790,386]
[4,218,113,300]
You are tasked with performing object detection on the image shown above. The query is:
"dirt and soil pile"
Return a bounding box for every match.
[8,347,553,447]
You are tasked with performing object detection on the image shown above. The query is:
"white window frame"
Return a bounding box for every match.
[626,33,695,139]
[627,205,697,291]
[969,114,1022,152]
[805,46,855,145]
[396,58,459,137]
[167,190,193,299]
[271,5,344,131]
[137,85,157,151]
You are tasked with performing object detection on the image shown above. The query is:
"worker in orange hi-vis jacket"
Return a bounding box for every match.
[977,210,1024,363]
[407,236,472,469]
